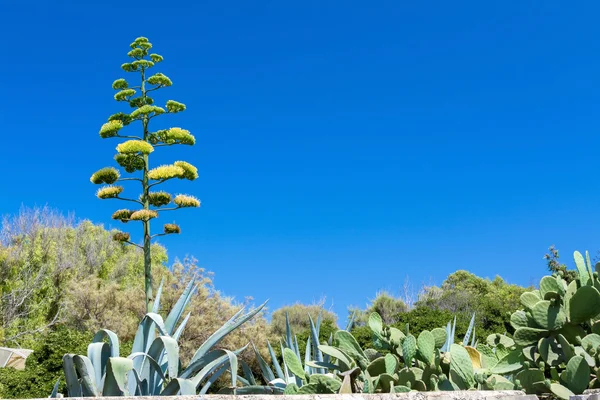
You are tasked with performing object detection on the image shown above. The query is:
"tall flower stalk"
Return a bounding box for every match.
[91,37,199,311]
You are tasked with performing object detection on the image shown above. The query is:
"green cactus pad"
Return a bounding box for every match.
[550,382,576,400]
[431,328,447,349]
[570,285,600,324]
[402,334,417,365]
[540,276,562,299]
[417,330,435,366]
[520,291,542,310]
[335,330,368,365]
[574,346,596,368]
[522,345,540,363]
[392,385,411,393]
[486,374,514,390]
[513,327,549,347]
[592,321,600,335]
[384,353,398,375]
[307,374,342,393]
[561,355,590,394]
[581,333,600,351]
[449,344,475,390]
[476,344,497,369]
[574,251,592,286]
[490,349,524,374]
[510,310,529,330]
[283,348,306,381]
[368,313,383,335]
[515,369,545,394]
[389,327,405,348]
[539,337,562,366]
[531,300,566,330]
[366,356,386,376]
[486,333,515,348]
[364,348,382,362]
[378,373,396,392]
[557,334,576,361]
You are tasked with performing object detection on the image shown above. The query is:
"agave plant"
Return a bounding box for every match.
[232,312,335,394]
[59,278,266,396]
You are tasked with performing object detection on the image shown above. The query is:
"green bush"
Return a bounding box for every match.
[0,326,91,399]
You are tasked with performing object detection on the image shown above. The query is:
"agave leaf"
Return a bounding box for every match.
[253,342,276,383]
[62,354,82,397]
[92,329,120,358]
[172,312,191,342]
[181,346,246,379]
[218,386,285,394]
[146,336,179,383]
[152,278,164,314]
[346,310,357,331]
[199,364,228,394]
[50,378,61,398]
[294,335,301,360]
[240,359,257,386]
[161,377,197,395]
[463,313,476,345]
[132,313,167,356]
[267,340,285,380]
[87,342,110,391]
[308,314,324,363]
[304,336,312,375]
[128,352,166,389]
[285,312,294,350]
[164,279,197,335]
[103,357,133,396]
[73,355,99,397]
[188,300,267,365]
[128,365,143,396]
[189,350,237,388]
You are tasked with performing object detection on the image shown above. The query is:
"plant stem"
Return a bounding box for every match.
[141,66,153,313]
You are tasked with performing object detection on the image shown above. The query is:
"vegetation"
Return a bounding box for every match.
[91,36,199,312]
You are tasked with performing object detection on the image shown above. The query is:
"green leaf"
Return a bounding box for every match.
[283,348,306,381]
[570,285,600,324]
[318,345,353,371]
[103,357,133,396]
[73,355,99,397]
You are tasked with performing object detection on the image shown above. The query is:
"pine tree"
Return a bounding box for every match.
[90,37,199,311]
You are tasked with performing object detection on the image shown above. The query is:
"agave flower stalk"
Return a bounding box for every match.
[90,37,199,312]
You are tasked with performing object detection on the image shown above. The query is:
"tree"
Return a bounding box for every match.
[269,302,338,338]
[348,291,408,328]
[90,37,199,311]
[544,245,577,283]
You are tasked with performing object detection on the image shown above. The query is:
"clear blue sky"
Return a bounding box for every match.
[2,1,600,323]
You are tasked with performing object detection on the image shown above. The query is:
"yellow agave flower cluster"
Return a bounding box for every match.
[96,185,124,199]
[174,194,200,208]
[130,209,158,221]
[99,120,124,138]
[90,167,120,184]
[163,223,181,234]
[116,140,154,155]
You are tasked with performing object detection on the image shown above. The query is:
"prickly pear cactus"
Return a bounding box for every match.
[508,250,600,399]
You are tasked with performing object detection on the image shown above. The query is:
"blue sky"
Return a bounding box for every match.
[2,1,600,323]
